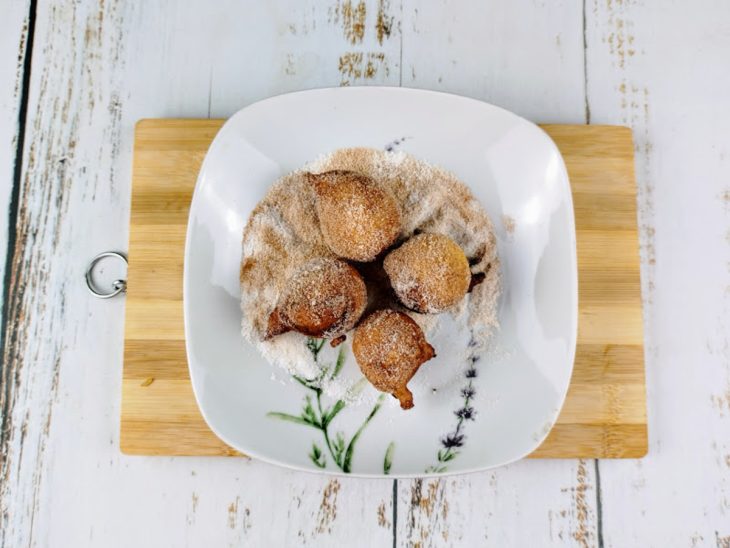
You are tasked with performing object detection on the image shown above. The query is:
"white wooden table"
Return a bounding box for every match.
[1,1,728,546]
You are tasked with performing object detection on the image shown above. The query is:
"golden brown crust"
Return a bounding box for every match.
[265,258,367,340]
[383,233,471,313]
[308,170,402,262]
[352,309,435,409]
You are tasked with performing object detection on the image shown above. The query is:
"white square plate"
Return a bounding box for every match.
[184,87,577,477]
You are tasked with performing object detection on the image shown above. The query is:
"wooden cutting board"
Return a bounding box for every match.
[121,119,647,458]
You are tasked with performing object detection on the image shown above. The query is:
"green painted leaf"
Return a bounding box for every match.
[425,465,448,474]
[293,375,319,391]
[306,337,326,359]
[330,432,344,466]
[318,366,330,383]
[323,400,346,427]
[309,443,326,468]
[292,375,308,387]
[343,395,385,473]
[302,396,321,426]
[334,432,346,453]
[383,442,395,475]
[437,448,457,463]
[331,346,347,379]
[266,412,319,429]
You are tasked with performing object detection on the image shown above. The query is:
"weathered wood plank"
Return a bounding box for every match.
[206,0,402,112]
[0,0,32,544]
[0,1,30,263]
[586,0,730,546]
[3,0,728,545]
[400,0,586,123]
[397,460,599,547]
[396,2,602,546]
[0,0,30,236]
[0,1,396,546]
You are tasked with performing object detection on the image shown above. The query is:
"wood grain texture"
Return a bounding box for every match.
[5,0,729,545]
[0,2,32,545]
[0,0,30,266]
[0,3,399,546]
[121,119,647,461]
[123,120,242,456]
[585,1,730,546]
[399,0,586,124]
[394,6,603,544]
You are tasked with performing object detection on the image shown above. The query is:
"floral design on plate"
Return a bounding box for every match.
[267,339,386,473]
[426,339,481,473]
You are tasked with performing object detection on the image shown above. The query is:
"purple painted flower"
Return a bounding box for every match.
[461,386,476,399]
[441,432,465,448]
[455,407,476,421]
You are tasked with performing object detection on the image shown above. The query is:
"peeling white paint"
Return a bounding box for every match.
[0,0,728,546]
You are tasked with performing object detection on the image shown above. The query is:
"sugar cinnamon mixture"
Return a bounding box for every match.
[240,148,501,402]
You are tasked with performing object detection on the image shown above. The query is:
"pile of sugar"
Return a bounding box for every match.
[240,148,501,403]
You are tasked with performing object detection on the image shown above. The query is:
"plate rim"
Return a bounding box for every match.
[183,86,578,478]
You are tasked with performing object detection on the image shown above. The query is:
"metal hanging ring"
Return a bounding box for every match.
[85,251,128,299]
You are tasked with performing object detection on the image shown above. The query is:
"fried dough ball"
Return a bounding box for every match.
[383,233,471,313]
[307,170,402,262]
[353,309,435,409]
[266,258,367,341]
